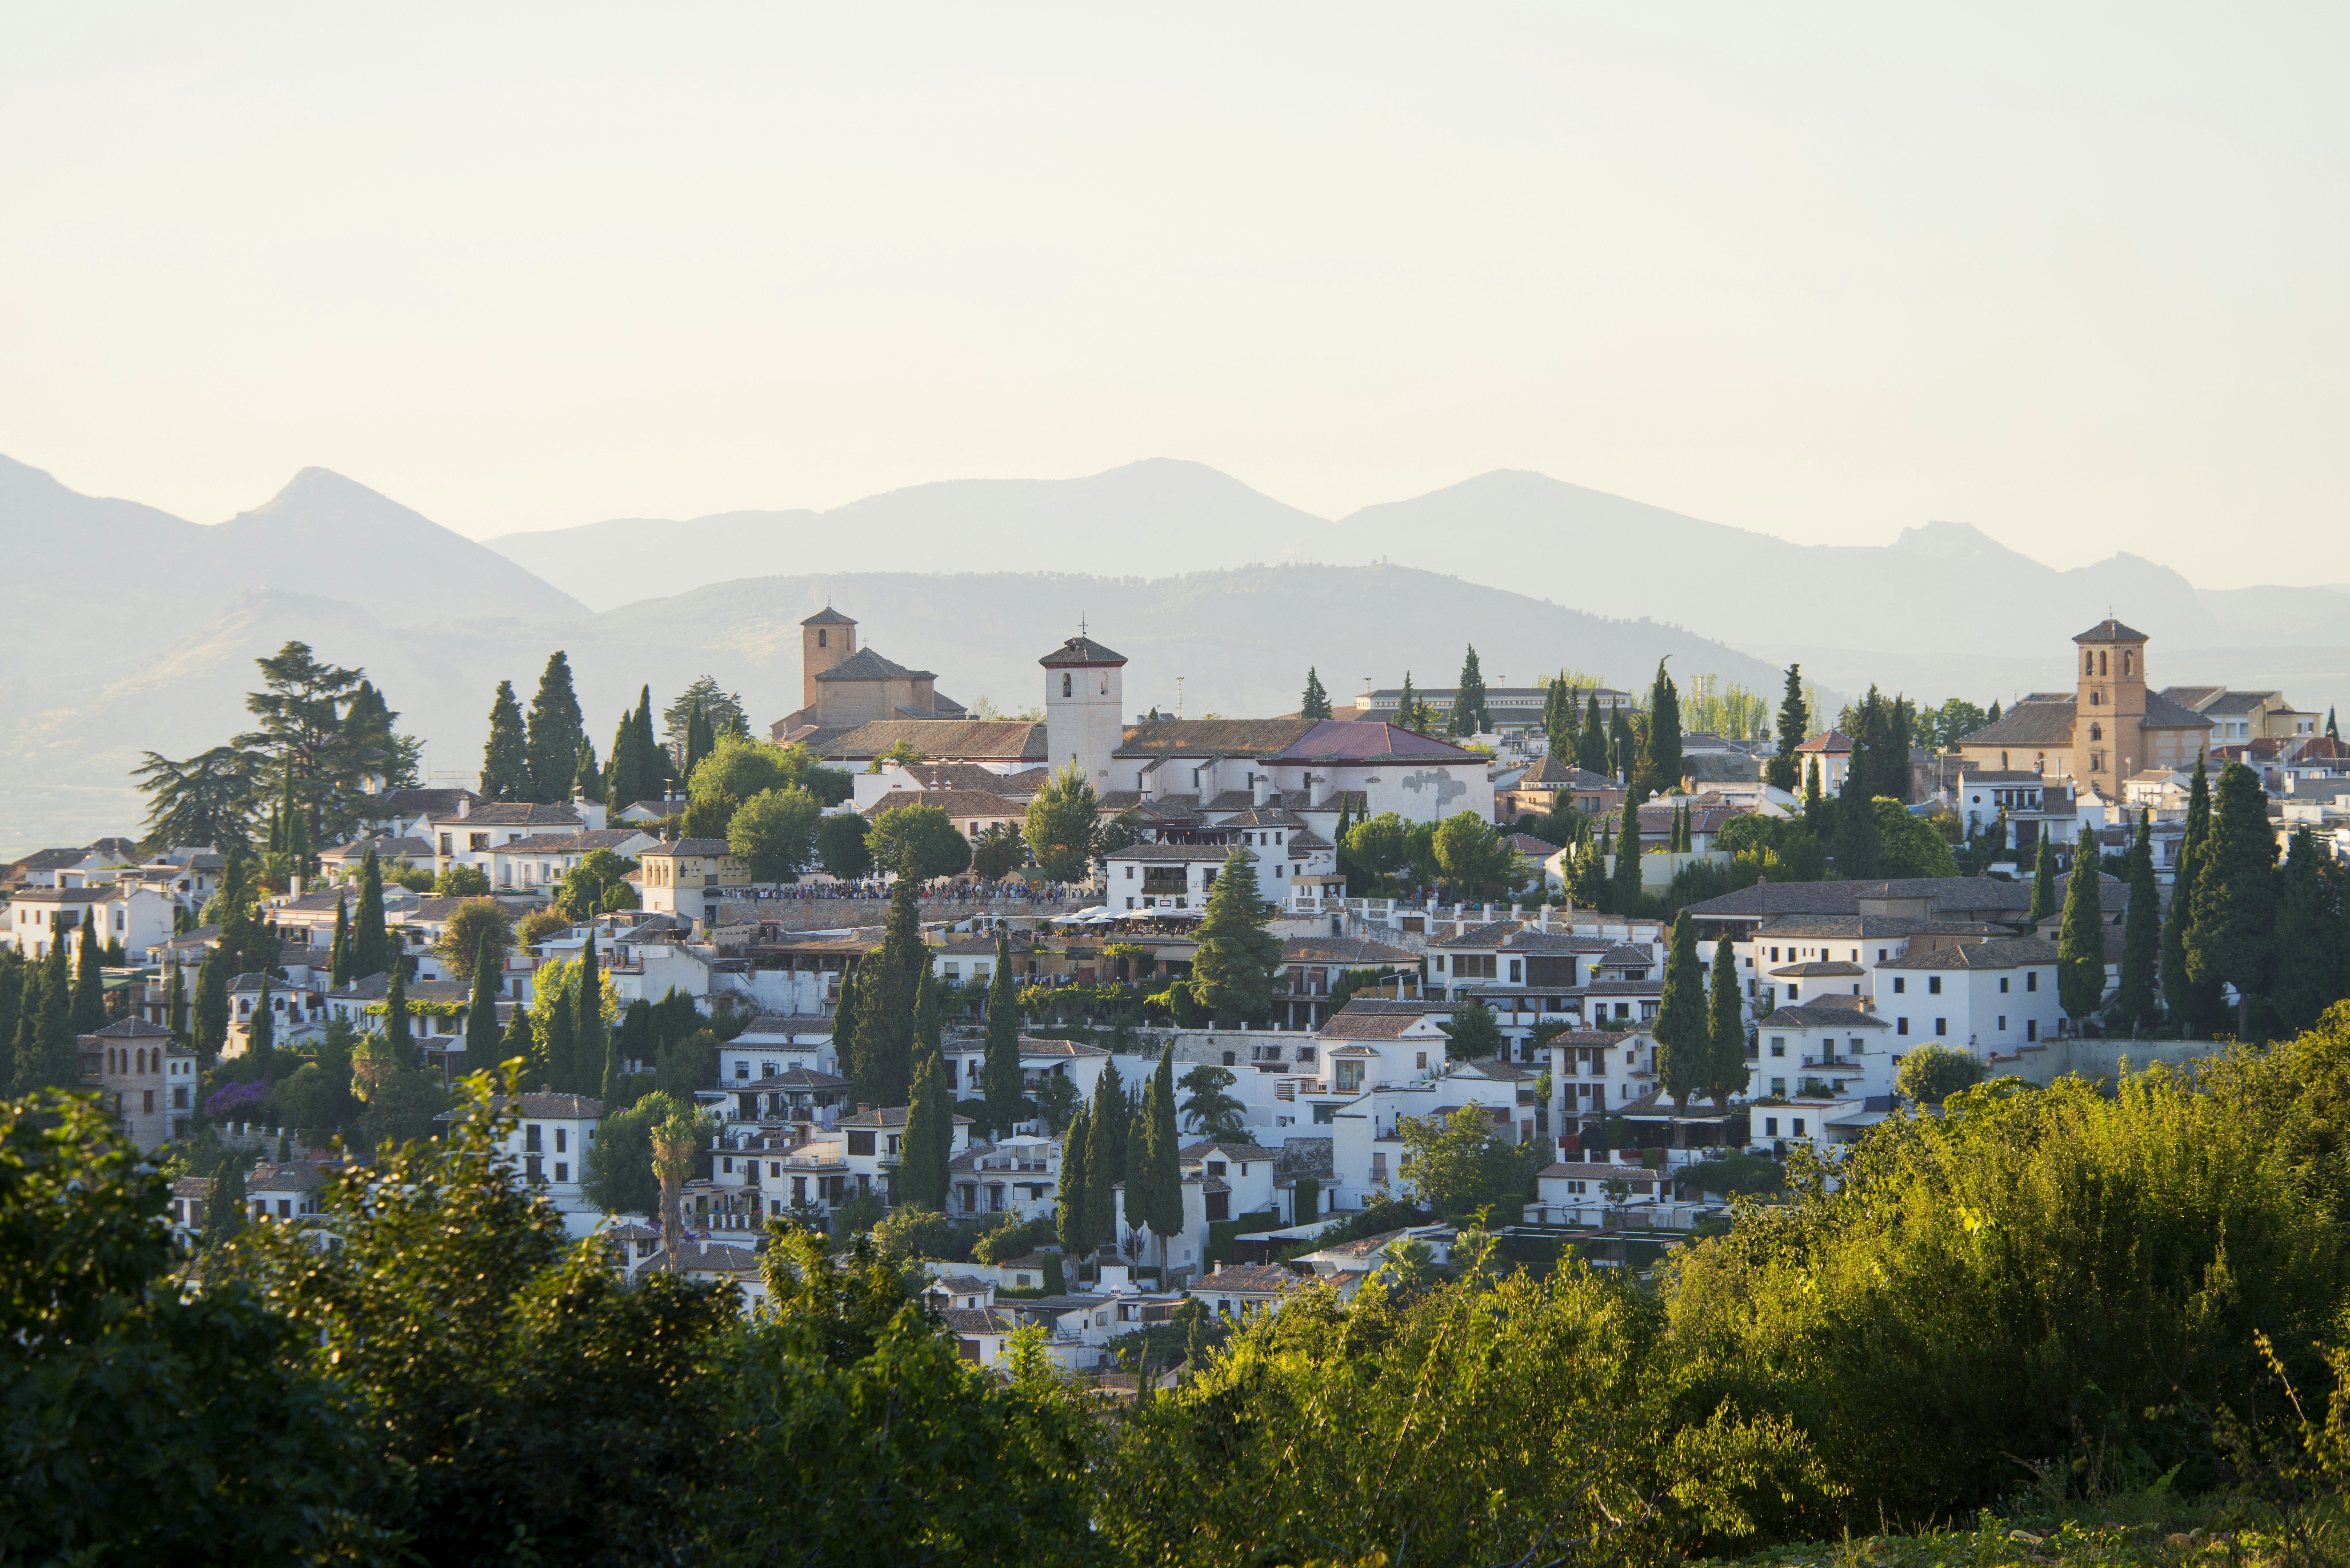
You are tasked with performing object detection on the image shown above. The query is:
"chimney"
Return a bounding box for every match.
[1252,772,1271,808]
[858,1102,873,1114]
[457,796,470,819]
[1310,771,1336,809]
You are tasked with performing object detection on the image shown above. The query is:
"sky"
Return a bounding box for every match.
[3,4,2346,584]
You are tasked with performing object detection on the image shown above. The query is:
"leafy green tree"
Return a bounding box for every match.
[2026,831,2058,925]
[2056,827,2107,1021]
[814,813,874,880]
[574,929,607,1100]
[1893,1042,1986,1105]
[1300,667,1332,720]
[191,945,228,1063]
[664,676,747,763]
[866,800,971,880]
[1190,844,1282,1022]
[2114,809,2162,1031]
[2272,826,2341,1034]
[432,862,490,896]
[480,678,532,802]
[897,1046,953,1211]
[1432,811,1518,898]
[0,1093,378,1561]
[1344,811,1412,889]
[1873,798,1957,878]
[1651,911,1707,1108]
[982,935,1024,1138]
[971,823,1025,881]
[1436,1001,1504,1063]
[358,1067,448,1150]
[1767,662,1806,791]
[1706,935,1746,1108]
[729,786,822,881]
[552,848,639,919]
[432,897,514,982]
[1022,761,1099,883]
[1054,1102,1092,1262]
[581,1088,687,1216]
[2187,760,2280,1037]
[1450,645,1490,736]
[1399,1104,1537,1219]
[133,744,256,854]
[524,650,587,805]
[1178,1063,1247,1139]
[221,1078,735,1556]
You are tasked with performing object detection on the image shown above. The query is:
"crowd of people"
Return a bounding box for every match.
[722,876,1092,904]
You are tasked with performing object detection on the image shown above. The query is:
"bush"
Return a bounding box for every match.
[433,864,491,896]
[1895,1043,1987,1106]
[1674,1152,1783,1198]
[970,1211,1055,1266]
[872,1203,969,1263]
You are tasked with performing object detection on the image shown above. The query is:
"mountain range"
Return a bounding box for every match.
[5,453,2346,857]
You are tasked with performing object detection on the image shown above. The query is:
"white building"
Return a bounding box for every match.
[1042,635,1129,796]
[1873,937,2067,1053]
[4,883,176,961]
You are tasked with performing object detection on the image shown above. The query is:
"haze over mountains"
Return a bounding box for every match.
[6,452,2347,856]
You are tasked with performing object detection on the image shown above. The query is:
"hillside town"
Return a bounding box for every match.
[8,608,2344,1379]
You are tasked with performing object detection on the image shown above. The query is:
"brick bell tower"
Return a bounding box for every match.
[800,606,856,719]
[2073,616,2149,790]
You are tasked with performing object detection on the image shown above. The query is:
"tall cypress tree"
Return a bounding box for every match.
[2331,707,2341,743]
[465,932,503,1080]
[383,961,413,1068]
[193,945,228,1061]
[2113,810,2162,1032]
[2027,832,2058,925]
[1300,667,1332,720]
[1055,1102,1092,1265]
[850,872,921,1105]
[914,967,942,1063]
[541,986,574,1094]
[2188,760,2280,1037]
[1147,1048,1182,1270]
[248,970,276,1082]
[164,962,187,1045]
[500,1005,537,1086]
[1395,672,1420,735]
[1094,1058,1128,1188]
[1578,690,1609,776]
[982,935,1024,1139]
[329,893,351,988]
[1609,798,1644,913]
[352,849,390,979]
[1645,660,1683,798]
[574,734,603,804]
[1768,663,1806,790]
[574,928,605,1096]
[525,651,587,805]
[2056,827,2106,1024]
[604,709,637,810]
[1082,1074,1118,1252]
[1451,645,1490,737]
[1651,911,1706,1109]
[634,686,668,796]
[481,679,531,801]
[1706,935,1745,1109]
[2163,754,2221,1033]
[899,1044,952,1210]
[1834,745,1882,881]
[2272,827,2340,1034]
[70,912,104,1034]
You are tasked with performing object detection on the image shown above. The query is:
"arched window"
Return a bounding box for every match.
[1062,673,1072,698]
[2085,652,2095,676]
[2089,723,2102,742]
[2122,651,2133,676]
[2091,689,2102,705]
[2099,650,2108,676]
[1100,675,1108,695]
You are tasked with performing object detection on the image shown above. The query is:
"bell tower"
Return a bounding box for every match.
[1041,633,1128,791]
[800,606,856,717]
[2073,616,2149,790]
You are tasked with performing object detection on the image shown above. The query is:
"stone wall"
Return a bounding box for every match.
[711,897,1094,932]
[1993,1033,2233,1088]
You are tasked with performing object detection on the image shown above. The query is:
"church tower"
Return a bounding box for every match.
[1041,634,1127,792]
[800,607,856,717]
[2073,617,2149,791]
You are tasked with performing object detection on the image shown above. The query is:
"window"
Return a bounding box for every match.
[2026,971,2038,991]
[1935,1018,1948,1036]
[847,1131,876,1156]
[1999,976,2010,993]
[1062,673,1072,697]
[1927,977,1941,995]
[554,1163,568,1182]
[1998,1015,2006,1031]
[1897,1018,1909,1035]
[1764,1116,1779,1135]
[525,1124,542,1153]
[734,1061,748,1079]
[2027,1019,2038,1041]
[817,628,827,647]
[1415,1052,1428,1069]
[1892,977,1906,993]
[1792,1119,1806,1136]
[1769,1037,1786,1057]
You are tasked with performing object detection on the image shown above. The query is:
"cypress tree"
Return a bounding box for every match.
[2272,827,2339,1034]
[1396,672,1420,735]
[915,966,942,1062]
[575,928,605,1096]
[500,1005,537,1085]
[1705,935,1745,1109]
[352,849,390,979]
[682,699,714,781]
[329,893,351,988]
[1988,699,2002,724]
[1885,697,1914,803]
[1300,667,1332,720]
[1082,1075,1118,1253]
[1767,663,1806,790]
[248,970,276,1081]
[384,961,414,1068]
[2331,707,2341,743]
[1645,660,1683,797]
[193,945,229,1061]
[1834,745,1882,881]
[2056,827,2106,1024]
[635,686,668,796]
[1609,798,1644,913]
[850,871,921,1106]
[1651,911,1706,1110]
[1191,845,1282,1022]
[465,932,503,1080]
[1147,1047,1182,1270]
[1094,1058,1129,1187]
[604,709,638,810]
[574,734,603,804]
[2027,832,2058,925]
[1802,766,1827,835]
[1055,1102,1092,1265]
[2163,754,2222,1033]
[201,1163,247,1250]
[1451,645,1490,737]
[2188,760,2280,1037]
[70,912,104,1034]
[541,985,574,1094]
[525,651,587,805]
[1122,1078,1152,1242]
[481,679,531,801]
[165,963,187,1045]
[2114,810,2162,1032]
[1578,690,1609,776]
[0,959,21,1095]
[900,1043,953,1210]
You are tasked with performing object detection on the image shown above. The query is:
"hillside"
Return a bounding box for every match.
[0,565,1784,855]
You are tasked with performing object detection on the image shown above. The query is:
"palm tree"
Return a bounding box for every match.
[651,1103,703,1249]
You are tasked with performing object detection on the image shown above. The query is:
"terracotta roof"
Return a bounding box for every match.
[1114,718,1480,763]
[1958,701,2079,748]
[1881,937,2059,970]
[1190,1263,1302,1295]
[1757,1005,1891,1030]
[1515,754,1616,788]
[639,839,732,858]
[1280,937,1418,965]
[2074,617,2149,644]
[1793,730,1853,754]
[81,1016,177,1040]
[1768,960,1866,977]
[815,646,934,684]
[861,789,1025,821]
[1319,999,1448,1039]
[441,802,585,827]
[1037,635,1128,667]
[792,719,1048,762]
[837,1105,976,1128]
[479,829,650,855]
[902,762,1047,795]
[801,606,856,626]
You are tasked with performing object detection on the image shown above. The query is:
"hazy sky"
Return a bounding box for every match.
[4,4,2345,583]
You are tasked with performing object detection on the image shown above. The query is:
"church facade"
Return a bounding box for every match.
[1955,618,2211,787]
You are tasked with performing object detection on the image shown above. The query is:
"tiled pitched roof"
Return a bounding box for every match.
[2074,617,2149,643]
[1768,960,1865,977]
[443,802,585,826]
[1682,876,2040,921]
[1280,937,1418,965]
[2141,690,2215,729]
[801,606,856,626]
[815,645,935,683]
[639,839,732,857]
[792,719,1047,762]
[1038,635,1127,667]
[1757,1004,1891,1029]
[861,789,1025,821]
[479,829,650,855]
[1881,937,2060,970]
[1957,701,2078,747]
[1793,730,1853,754]
[1191,1263,1303,1294]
